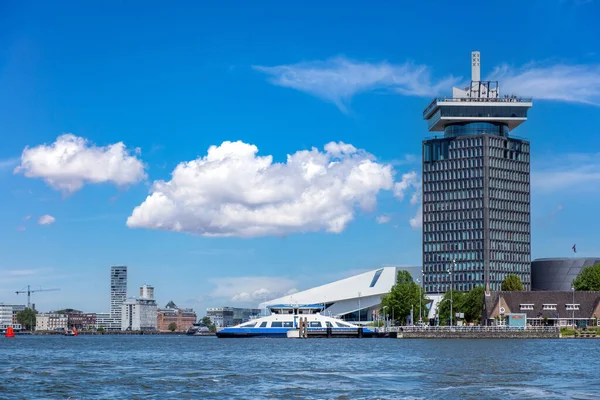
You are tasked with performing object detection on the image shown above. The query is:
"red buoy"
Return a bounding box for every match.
[5,326,15,338]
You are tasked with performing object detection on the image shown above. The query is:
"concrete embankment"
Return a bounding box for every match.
[396,331,559,339]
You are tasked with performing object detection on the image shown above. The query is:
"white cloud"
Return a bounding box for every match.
[254,56,459,113]
[255,56,600,112]
[532,153,600,192]
[409,205,423,230]
[393,171,419,201]
[488,63,600,105]
[209,276,297,303]
[127,140,403,238]
[0,157,19,171]
[15,134,146,193]
[38,214,56,225]
[376,215,390,224]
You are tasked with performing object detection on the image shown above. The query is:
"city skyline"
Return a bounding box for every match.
[1,1,600,313]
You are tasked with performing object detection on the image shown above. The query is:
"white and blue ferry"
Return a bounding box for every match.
[216,304,374,338]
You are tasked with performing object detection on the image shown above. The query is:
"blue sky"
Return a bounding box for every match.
[1,0,599,313]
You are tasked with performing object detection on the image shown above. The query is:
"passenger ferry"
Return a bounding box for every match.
[216,304,374,338]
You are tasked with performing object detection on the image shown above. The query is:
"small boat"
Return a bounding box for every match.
[64,328,78,336]
[186,324,212,336]
[216,304,374,338]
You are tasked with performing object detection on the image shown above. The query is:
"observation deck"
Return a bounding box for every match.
[423,96,533,132]
[423,51,533,133]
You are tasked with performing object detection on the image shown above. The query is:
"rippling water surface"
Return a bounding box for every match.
[1,335,599,399]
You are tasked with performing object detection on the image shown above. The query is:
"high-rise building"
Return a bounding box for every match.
[110,266,128,328]
[422,51,532,294]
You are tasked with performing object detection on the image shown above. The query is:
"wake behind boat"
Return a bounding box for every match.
[216,304,374,338]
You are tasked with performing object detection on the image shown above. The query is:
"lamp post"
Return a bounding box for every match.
[447,260,455,327]
[417,278,422,324]
[383,306,388,330]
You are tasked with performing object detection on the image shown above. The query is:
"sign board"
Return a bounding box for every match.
[507,313,527,327]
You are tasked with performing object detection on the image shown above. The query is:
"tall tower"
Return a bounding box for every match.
[422,51,532,294]
[110,266,128,323]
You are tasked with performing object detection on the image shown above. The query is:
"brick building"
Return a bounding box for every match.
[157,301,197,332]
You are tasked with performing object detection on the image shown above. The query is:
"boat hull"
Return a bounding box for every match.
[216,327,374,338]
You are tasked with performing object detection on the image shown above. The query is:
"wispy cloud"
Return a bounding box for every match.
[254,56,459,113]
[209,276,297,303]
[0,157,19,171]
[376,215,391,224]
[255,56,600,112]
[532,153,600,192]
[489,63,600,105]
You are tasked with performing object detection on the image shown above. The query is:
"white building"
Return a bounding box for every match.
[95,312,117,331]
[139,284,154,300]
[121,298,158,331]
[261,266,420,323]
[110,265,127,330]
[36,313,68,331]
[0,304,23,331]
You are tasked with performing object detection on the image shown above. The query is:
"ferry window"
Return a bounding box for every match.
[309,321,322,327]
[283,321,294,328]
[259,322,268,327]
[336,322,351,327]
[240,322,256,328]
[271,322,283,327]
[325,321,333,328]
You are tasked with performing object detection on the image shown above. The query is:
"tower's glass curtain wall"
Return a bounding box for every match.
[422,51,532,294]
[110,265,128,321]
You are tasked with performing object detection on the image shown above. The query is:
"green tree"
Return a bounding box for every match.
[380,270,427,325]
[200,316,212,327]
[16,308,37,331]
[168,322,177,332]
[463,286,485,324]
[501,274,524,291]
[572,263,600,291]
[437,290,466,325]
[208,324,217,333]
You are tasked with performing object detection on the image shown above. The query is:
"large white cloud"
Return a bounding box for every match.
[15,134,146,193]
[127,140,415,237]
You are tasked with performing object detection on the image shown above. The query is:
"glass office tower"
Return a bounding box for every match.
[422,51,532,294]
[110,265,128,324]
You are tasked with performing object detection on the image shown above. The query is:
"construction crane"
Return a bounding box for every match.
[15,285,61,309]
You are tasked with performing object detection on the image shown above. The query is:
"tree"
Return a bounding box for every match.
[168,322,177,332]
[437,290,466,325]
[200,316,212,327]
[16,308,37,331]
[380,270,427,325]
[501,274,523,291]
[573,263,600,291]
[463,286,485,324]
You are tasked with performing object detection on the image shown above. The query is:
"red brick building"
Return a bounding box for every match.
[157,301,197,332]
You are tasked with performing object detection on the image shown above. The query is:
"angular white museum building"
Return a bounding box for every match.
[260,266,422,323]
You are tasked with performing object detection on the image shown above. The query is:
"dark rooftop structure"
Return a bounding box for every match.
[531,258,600,291]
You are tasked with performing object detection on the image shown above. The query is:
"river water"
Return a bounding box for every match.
[1,335,599,399]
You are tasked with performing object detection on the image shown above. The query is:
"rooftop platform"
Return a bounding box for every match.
[423,96,533,132]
